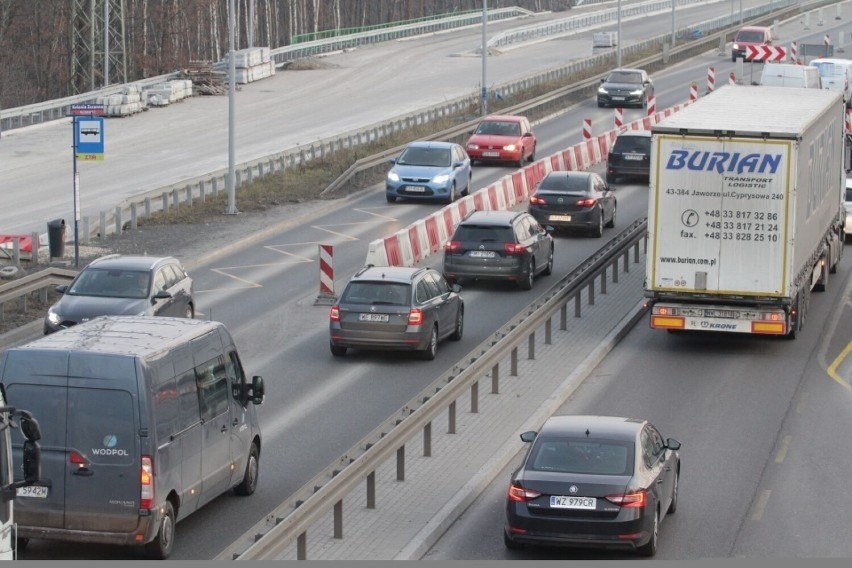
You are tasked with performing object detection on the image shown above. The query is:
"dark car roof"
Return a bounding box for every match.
[87,254,178,271]
[459,210,522,226]
[351,265,427,284]
[536,171,596,192]
[615,130,651,139]
[537,415,646,441]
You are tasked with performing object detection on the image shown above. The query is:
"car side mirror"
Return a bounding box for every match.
[544,225,555,234]
[451,283,462,293]
[22,440,41,484]
[520,431,537,443]
[453,161,464,169]
[666,438,681,451]
[388,157,397,165]
[153,290,171,300]
[251,376,265,405]
[600,77,605,83]
[56,284,68,294]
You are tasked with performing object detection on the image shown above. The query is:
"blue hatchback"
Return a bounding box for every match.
[386,141,472,204]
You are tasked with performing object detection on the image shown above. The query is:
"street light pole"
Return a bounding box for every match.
[481,0,488,116]
[226,0,238,215]
[617,0,622,68]
[671,0,676,48]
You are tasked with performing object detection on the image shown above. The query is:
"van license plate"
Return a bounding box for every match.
[17,486,48,498]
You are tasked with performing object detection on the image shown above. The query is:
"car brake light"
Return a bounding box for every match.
[576,198,597,208]
[141,455,154,509]
[504,243,526,255]
[607,489,647,508]
[408,308,424,325]
[507,482,542,502]
[529,194,546,205]
[445,240,462,254]
[329,306,340,321]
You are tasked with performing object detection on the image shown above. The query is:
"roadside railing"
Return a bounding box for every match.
[216,218,649,560]
[0,268,76,329]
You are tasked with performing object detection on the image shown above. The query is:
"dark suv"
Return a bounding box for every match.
[606,130,651,183]
[44,254,195,334]
[442,210,554,290]
[329,265,463,360]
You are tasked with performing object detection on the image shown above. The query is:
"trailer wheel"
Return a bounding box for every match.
[814,256,829,292]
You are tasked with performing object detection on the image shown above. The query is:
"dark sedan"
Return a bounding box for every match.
[606,130,651,183]
[504,415,681,557]
[597,68,654,108]
[528,171,616,237]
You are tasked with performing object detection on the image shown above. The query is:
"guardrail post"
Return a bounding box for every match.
[511,347,518,376]
[99,211,106,240]
[612,259,619,283]
[528,331,535,360]
[423,422,432,457]
[575,292,582,318]
[162,192,169,213]
[601,266,607,294]
[172,189,179,209]
[623,250,629,273]
[367,471,376,509]
[396,446,405,481]
[130,203,137,231]
[185,184,193,207]
[560,303,568,330]
[200,182,206,203]
[333,500,343,539]
[635,240,642,263]
[212,177,219,196]
[144,197,151,219]
[30,232,39,266]
[588,280,595,305]
[545,317,552,344]
[297,532,307,560]
[471,381,478,413]
[448,400,456,434]
[491,363,499,394]
[114,207,122,235]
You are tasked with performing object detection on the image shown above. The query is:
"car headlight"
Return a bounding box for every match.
[598,87,608,94]
[504,144,517,152]
[432,174,450,184]
[467,143,479,150]
[733,43,739,50]
[630,89,644,95]
[46,308,61,325]
[388,171,400,182]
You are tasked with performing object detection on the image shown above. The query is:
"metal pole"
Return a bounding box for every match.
[739,0,743,25]
[481,0,488,116]
[72,118,79,267]
[227,0,238,215]
[248,0,254,48]
[671,0,676,48]
[617,0,622,68]
[103,0,110,87]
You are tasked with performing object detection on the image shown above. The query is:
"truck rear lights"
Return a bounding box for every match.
[141,455,154,509]
[650,315,684,329]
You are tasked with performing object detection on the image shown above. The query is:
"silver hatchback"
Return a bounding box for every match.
[329,266,464,360]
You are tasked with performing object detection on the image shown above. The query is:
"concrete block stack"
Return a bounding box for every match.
[95,84,145,117]
[142,79,194,107]
[217,47,275,84]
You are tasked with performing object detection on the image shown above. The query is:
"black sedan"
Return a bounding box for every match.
[528,171,616,237]
[504,415,681,557]
[597,68,654,108]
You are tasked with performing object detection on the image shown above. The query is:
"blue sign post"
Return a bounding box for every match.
[70,104,105,267]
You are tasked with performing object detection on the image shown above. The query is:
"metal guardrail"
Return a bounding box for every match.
[0,268,76,316]
[217,219,649,560]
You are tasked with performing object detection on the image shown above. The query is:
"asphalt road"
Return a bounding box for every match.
[13,0,852,560]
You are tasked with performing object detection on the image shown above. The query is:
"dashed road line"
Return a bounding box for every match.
[774,435,792,464]
[750,489,772,522]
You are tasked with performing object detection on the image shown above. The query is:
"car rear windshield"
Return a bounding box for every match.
[811,61,847,77]
[736,30,765,42]
[537,175,590,193]
[453,224,515,243]
[612,135,650,154]
[341,282,411,306]
[846,187,852,202]
[475,121,521,136]
[606,71,642,84]
[68,268,151,299]
[529,437,633,475]
[397,146,451,167]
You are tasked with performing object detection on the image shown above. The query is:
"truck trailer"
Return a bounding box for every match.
[645,85,845,338]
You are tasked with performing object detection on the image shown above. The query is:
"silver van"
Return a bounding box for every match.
[759,63,821,89]
[0,316,265,559]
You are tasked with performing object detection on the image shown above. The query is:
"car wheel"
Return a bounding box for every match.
[447,183,457,204]
[450,306,464,341]
[145,500,175,559]
[528,144,536,163]
[15,538,29,553]
[605,204,616,228]
[516,154,524,169]
[386,194,396,203]
[606,171,616,184]
[597,101,604,108]
[504,530,523,550]
[421,326,438,360]
[668,471,679,514]
[543,246,553,276]
[519,258,534,290]
[234,442,260,496]
[636,508,659,557]
[592,213,604,238]
[184,304,194,319]
[464,173,472,196]
[330,342,347,357]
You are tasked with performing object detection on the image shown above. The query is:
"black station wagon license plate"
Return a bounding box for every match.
[359,313,389,322]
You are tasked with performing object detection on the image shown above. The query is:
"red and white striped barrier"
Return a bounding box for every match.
[707,67,715,92]
[689,82,698,102]
[729,71,736,86]
[362,101,696,268]
[614,107,624,129]
[316,244,335,304]
[790,41,798,62]
[582,118,592,140]
[646,94,656,116]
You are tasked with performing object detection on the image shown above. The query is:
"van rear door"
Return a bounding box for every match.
[63,385,141,532]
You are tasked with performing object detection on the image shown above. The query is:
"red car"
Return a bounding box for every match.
[466,115,536,168]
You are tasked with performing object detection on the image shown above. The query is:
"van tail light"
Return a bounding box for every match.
[504,243,526,256]
[69,451,87,465]
[329,305,340,322]
[408,308,424,326]
[141,455,155,509]
[576,198,597,208]
[444,240,462,254]
[507,482,542,502]
[607,489,647,508]
[529,194,546,205]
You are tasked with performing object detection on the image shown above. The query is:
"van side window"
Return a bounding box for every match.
[225,351,246,400]
[195,356,230,421]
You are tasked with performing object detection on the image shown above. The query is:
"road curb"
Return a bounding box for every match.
[395,299,649,560]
